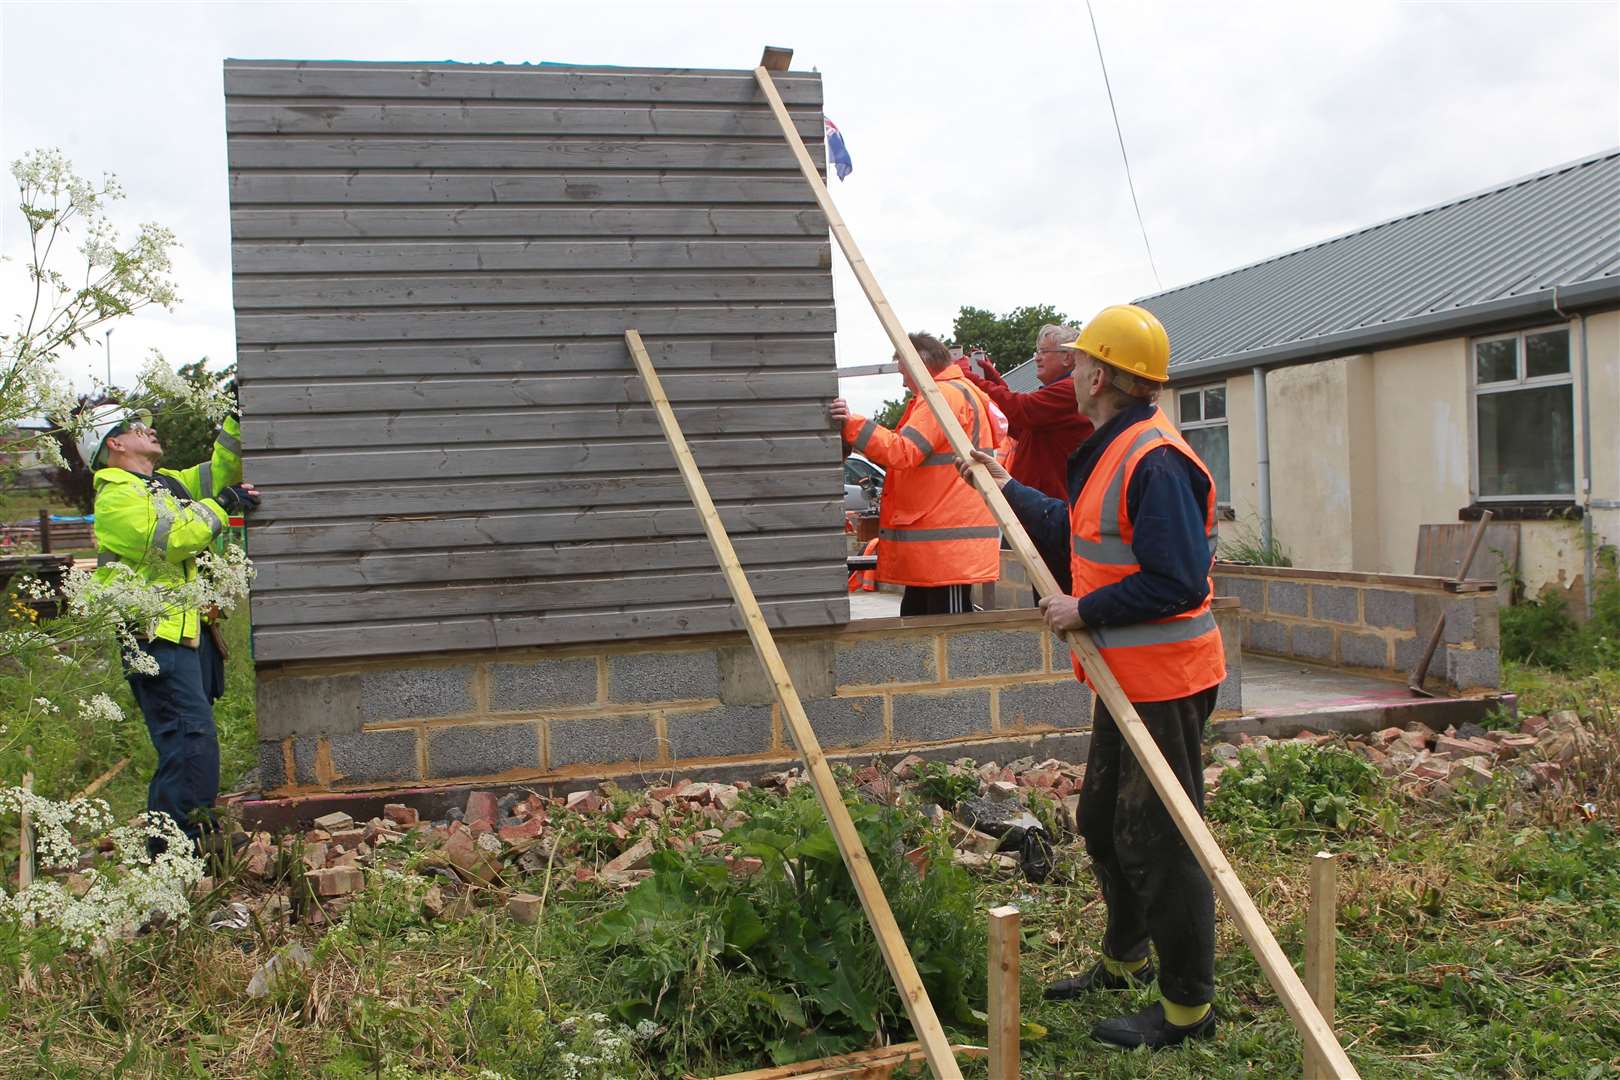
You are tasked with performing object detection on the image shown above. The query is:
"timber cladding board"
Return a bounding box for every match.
[225,60,848,663]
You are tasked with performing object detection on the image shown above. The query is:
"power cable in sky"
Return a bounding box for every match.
[1085,0,1163,290]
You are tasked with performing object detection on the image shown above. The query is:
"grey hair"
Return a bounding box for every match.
[1078,354,1161,403]
[1036,323,1083,351]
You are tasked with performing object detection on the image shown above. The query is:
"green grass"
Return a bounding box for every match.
[3,645,1617,1078]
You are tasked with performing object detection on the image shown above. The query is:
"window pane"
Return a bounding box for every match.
[1475,338,1517,384]
[1183,424,1231,506]
[1178,391,1202,422]
[1525,329,1570,379]
[1203,386,1226,420]
[1476,384,1575,497]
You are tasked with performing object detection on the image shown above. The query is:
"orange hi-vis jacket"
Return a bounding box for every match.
[843,366,1002,587]
[1069,406,1225,702]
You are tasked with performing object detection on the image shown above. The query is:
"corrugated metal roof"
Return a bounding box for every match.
[1000,357,1041,393]
[1138,148,1620,381]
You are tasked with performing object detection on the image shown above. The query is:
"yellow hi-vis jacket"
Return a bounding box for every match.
[91,417,243,645]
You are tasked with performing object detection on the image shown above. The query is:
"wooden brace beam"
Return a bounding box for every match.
[626,329,964,1080]
[752,61,1361,1080]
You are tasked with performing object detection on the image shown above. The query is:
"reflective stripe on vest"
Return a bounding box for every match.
[852,419,878,453]
[1091,609,1218,649]
[216,429,241,455]
[880,525,1001,543]
[198,461,213,497]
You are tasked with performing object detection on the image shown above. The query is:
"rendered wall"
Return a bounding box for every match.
[224,60,849,664]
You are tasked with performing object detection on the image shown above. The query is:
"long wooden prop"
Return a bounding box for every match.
[753,64,1361,1080]
[625,330,964,1080]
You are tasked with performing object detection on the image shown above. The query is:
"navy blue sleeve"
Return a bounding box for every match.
[1001,478,1073,594]
[1075,446,1212,627]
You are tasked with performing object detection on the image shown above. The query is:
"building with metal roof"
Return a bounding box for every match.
[1131,149,1617,619]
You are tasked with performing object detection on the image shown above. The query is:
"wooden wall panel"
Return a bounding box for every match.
[225,60,848,663]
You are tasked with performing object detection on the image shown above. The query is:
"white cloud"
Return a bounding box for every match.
[1,0,1614,418]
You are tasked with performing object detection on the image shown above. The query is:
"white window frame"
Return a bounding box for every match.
[1175,382,1231,509]
[1468,323,1578,503]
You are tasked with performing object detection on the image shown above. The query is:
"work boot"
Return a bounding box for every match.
[1091,1001,1216,1049]
[1043,957,1156,999]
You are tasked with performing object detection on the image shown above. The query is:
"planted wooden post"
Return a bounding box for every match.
[1304,852,1338,1080]
[987,906,1020,1080]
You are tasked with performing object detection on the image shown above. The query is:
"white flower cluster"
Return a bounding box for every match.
[77,693,124,727]
[0,788,205,950]
[136,350,232,425]
[552,1012,644,1080]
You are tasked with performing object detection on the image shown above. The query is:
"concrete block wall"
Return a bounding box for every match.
[1213,562,1499,692]
[256,610,1106,796]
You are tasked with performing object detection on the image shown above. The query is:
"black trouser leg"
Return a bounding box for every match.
[1078,685,1218,1006]
[899,584,972,616]
[126,640,221,842]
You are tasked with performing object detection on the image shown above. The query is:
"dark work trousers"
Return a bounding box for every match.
[1079,684,1218,1006]
[899,584,973,617]
[126,639,221,841]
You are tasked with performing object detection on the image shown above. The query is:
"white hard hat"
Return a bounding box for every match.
[76,404,152,471]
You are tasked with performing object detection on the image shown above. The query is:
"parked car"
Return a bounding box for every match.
[843,452,884,512]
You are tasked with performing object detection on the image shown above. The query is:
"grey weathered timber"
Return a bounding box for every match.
[226,59,846,663]
[249,501,841,556]
[235,304,835,345]
[226,103,823,138]
[250,467,840,521]
[232,239,832,275]
[224,63,824,104]
[236,338,835,379]
[225,137,826,171]
[245,402,834,450]
[229,173,825,205]
[253,532,847,590]
[241,371,836,414]
[252,595,847,664]
[232,272,834,308]
[230,207,828,240]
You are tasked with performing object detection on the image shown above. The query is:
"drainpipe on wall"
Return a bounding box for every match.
[1253,365,1272,551]
[1556,287,1597,616]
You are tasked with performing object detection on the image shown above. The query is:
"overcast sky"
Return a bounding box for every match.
[2,0,1615,413]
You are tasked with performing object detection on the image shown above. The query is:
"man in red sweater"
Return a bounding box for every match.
[960,324,1094,500]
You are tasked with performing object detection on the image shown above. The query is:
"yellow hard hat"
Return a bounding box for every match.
[1059,304,1171,383]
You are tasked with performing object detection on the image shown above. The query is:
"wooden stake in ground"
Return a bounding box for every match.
[1304,852,1339,1080]
[18,770,38,993]
[987,906,1020,1080]
[752,58,1361,1080]
[625,329,964,1080]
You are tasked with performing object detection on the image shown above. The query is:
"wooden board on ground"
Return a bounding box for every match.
[752,59,1362,1080]
[626,328,964,1080]
[1415,522,1519,605]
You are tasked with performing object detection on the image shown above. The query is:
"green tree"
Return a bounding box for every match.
[150,357,234,469]
[873,394,909,430]
[950,304,1071,373]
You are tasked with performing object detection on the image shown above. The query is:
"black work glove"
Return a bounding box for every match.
[216,484,261,514]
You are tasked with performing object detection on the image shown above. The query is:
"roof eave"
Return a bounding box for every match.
[1166,277,1620,384]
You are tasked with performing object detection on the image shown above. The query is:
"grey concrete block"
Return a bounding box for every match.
[1363,588,1417,629]
[426,723,540,779]
[1292,624,1334,663]
[548,713,659,769]
[1393,633,1427,674]
[1446,647,1500,690]
[1471,596,1500,649]
[1417,595,1475,646]
[489,658,598,712]
[292,736,320,785]
[607,649,720,704]
[667,704,774,760]
[361,665,475,723]
[1267,580,1307,617]
[719,640,833,705]
[1215,669,1243,713]
[257,741,288,791]
[945,629,1044,680]
[256,673,362,739]
[802,695,886,750]
[1310,585,1360,625]
[1248,618,1289,656]
[892,689,992,743]
[834,636,937,687]
[1215,575,1264,614]
[329,728,420,784]
[1338,631,1392,670]
[998,680,1093,730]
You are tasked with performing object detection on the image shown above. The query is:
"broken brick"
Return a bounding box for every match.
[301,842,328,872]
[464,791,499,829]
[328,827,367,851]
[312,811,354,833]
[498,817,545,844]
[382,804,419,828]
[565,790,604,814]
[306,866,362,896]
[727,855,766,878]
[1520,715,1550,736]
[892,754,928,781]
[986,780,1019,802]
[601,837,656,880]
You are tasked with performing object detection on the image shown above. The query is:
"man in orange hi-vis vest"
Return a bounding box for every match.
[963,305,1224,1050]
[830,332,1002,616]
